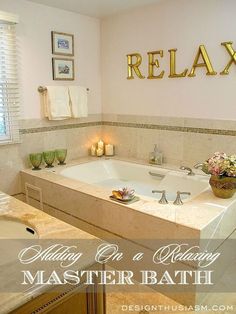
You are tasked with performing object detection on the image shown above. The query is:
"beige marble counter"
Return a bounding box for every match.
[0,191,101,314]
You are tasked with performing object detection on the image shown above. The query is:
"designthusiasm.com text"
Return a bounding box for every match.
[121,304,235,312]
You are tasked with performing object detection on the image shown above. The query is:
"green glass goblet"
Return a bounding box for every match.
[55,149,67,165]
[43,151,55,168]
[29,153,42,171]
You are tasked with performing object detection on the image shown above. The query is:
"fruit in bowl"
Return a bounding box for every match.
[112,187,135,201]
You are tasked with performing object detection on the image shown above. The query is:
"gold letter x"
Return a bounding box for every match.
[220,42,236,75]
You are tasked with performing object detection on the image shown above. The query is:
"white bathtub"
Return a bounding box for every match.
[60,159,209,202]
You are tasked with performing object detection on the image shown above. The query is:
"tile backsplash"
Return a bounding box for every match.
[102,114,236,166]
[0,115,102,195]
[1,113,236,195]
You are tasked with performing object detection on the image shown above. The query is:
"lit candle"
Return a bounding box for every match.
[96,148,103,157]
[105,144,114,156]
[91,145,96,156]
[97,140,104,151]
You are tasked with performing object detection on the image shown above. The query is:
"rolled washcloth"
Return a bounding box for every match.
[68,86,88,118]
[43,86,71,120]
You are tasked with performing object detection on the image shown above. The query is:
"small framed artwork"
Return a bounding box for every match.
[51,31,74,56]
[52,58,75,81]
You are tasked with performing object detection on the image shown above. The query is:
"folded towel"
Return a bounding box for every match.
[68,86,88,118]
[43,86,71,120]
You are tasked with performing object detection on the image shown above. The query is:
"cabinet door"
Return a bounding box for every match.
[11,283,106,314]
[44,287,89,314]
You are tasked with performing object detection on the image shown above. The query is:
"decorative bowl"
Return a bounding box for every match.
[209,175,236,199]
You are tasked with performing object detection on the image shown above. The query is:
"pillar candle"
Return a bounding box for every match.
[105,144,114,156]
[96,148,103,157]
[97,140,104,151]
[91,145,96,156]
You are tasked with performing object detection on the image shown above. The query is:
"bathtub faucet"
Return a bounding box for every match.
[180,166,195,176]
[194,162,204,169]
[173,191,191,205]
[152,190,168,204]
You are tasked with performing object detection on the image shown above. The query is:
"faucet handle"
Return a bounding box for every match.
[152,190,168,204]
[173,191,191,205]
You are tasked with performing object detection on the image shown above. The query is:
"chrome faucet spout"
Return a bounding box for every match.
[180,166,195,176]
[194,163,204,169]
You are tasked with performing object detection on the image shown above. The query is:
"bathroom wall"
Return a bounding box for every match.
[1,0,236,194]
[0,0,102,194]
[101,0,236,119]
[101,0,236,165]
[0,0,101,118]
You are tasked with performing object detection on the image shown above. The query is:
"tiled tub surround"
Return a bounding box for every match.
[20,157,236,306]
[0,115,102,195]
[1,113,236,196]
[101,114,236,166]
[0,190,102,314]
[21,157,236,243]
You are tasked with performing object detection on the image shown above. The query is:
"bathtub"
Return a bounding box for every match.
[60,159,209,202]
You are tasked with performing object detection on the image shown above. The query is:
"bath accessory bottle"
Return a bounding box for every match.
[149,145,163,165]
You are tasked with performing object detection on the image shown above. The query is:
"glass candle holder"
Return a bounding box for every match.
[29,153,42,171]
[55,149,67,165]
[43,151,55,168]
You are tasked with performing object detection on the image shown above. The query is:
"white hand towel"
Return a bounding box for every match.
[69,86,88,118]
[44,86,71,120]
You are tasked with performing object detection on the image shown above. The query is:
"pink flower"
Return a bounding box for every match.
[202,152,235,177]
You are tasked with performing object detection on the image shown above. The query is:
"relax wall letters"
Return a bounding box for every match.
[126,41,236,79]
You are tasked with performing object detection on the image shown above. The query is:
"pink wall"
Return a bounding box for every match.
[1,0,236,120]
[101,0,236,120]
[0,0,102,119]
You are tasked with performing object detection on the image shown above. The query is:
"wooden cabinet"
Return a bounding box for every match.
[11,270,106,314]
[11,284,105,314]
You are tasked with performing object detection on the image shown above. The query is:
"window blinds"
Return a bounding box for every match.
[0,21,20,144]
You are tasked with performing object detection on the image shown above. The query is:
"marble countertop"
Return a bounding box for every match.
[21,156,236,231]
[0,191,101,314]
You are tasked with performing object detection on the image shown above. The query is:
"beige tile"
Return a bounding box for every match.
[0,124,101,195]
[103,126,137,158]
[184,117,236,131]
[136,128,160,161]
[2,114,236,196]
[158,130,184,164]
[183,132,236,166]
[20,114,101,129]
[182,133,215,166]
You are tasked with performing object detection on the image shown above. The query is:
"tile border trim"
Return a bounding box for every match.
[103,121,236,136]
[19,120,236,137]
[20,121,103,134]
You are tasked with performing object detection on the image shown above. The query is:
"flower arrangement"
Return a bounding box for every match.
[202,152,236,177]
[112,187,135,200]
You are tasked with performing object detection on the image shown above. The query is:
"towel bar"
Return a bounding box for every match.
[38,86,89,93]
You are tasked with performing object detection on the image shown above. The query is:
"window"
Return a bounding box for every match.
[0,11,19,144]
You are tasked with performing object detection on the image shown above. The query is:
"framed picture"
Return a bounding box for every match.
[52,58,75,81]
[51,31,74,56]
